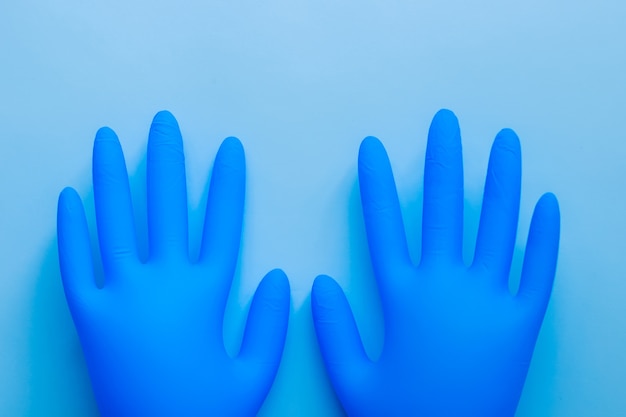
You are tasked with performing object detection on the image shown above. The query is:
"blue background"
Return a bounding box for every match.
[1,1,625,415]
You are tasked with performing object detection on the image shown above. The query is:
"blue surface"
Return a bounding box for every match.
[1,1,626,416]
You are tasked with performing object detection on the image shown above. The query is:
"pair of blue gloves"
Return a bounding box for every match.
[57,109,560,416]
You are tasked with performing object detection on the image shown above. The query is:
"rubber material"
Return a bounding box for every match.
[57,111,290,416]
[312,109,560,416]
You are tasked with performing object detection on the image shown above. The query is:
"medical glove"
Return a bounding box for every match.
[57,111,290,416]
[312,109,560,416]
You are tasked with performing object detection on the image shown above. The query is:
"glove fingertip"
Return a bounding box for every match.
[257,268,291,313]
[359,135,383,155]
[94,126,118,142]
[220,136,245,156]
[152,110,178,126]
[58,186,81,211]
[358,136,387,176]
[311,274,347,319]
[538,192,560,216]
[493,128,521,155]
[430,108,459,134]
[149,110,182,142]
[311,275,368,360]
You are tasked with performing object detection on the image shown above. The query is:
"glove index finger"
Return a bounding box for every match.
[359,137,412,290]
[93,126,138,275]
[199,137,245,286]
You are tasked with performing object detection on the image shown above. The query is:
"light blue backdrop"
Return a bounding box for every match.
[1,1,625,415]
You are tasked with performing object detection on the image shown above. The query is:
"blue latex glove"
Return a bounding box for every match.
[312,109,560,416]
[57,111,290,416]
